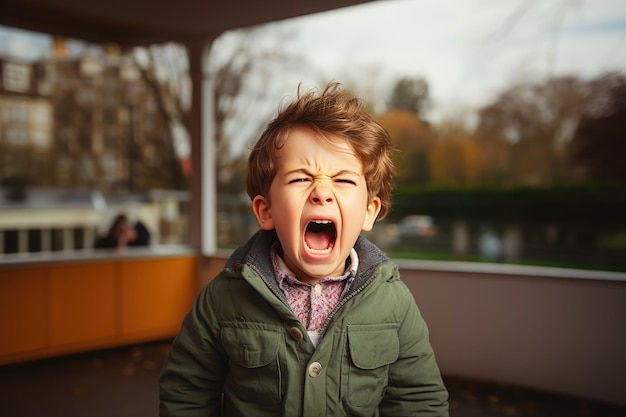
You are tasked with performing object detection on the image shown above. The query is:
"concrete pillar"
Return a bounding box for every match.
[186,38,218,255]
[63,228,74,251]
[18,229,28,253]
[41,228,51,252]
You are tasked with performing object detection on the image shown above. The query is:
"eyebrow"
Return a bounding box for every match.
[333,170,361,178]
[284,168,362,178]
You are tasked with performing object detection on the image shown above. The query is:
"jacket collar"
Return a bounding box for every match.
[226,229,390,299]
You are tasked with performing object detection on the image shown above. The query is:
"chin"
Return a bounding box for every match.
[302,260,343,279]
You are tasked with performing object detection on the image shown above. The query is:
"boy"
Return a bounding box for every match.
[159,83,449,416]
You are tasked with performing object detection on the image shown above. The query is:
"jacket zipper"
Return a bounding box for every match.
[319,265,383,335]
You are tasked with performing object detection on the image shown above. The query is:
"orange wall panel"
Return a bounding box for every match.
[48,262,117,347]
[0,268,48,356]
[119,256,196,337]
[0,254,198,364]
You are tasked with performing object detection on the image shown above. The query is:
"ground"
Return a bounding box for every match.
[0,340,624,417]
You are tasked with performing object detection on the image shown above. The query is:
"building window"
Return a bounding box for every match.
[31,101,51,125]
[102,154,118,183]
[30,102,52,149]
[6,127,28,146]
[80,155,95,180]
[5,101,28,123]
[3,63,31,93]
[31,129,50,148]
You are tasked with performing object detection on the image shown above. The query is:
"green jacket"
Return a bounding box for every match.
[160,230,449,417]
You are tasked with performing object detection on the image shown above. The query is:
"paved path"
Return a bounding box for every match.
[0,340,624,417]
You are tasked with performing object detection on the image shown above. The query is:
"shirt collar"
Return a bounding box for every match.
[271,244,359,287]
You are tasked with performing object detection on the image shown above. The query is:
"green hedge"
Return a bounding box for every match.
[390,185,626,225]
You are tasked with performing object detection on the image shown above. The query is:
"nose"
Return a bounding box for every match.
[310,181,334,204]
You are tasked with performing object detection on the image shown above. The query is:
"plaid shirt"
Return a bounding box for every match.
[271,245,358,346]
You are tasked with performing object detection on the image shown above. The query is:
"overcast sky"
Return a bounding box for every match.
[1,0,625,123]
[273,0,626,117]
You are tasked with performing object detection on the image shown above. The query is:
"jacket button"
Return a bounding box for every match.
[289,327,303,342]
[308,362,322,378]
[233,262,243,273]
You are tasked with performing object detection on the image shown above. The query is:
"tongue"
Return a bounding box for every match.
[305,230,333,250]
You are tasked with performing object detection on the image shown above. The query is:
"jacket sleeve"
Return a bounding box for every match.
[379,282,449,417]
[159,283,226,417]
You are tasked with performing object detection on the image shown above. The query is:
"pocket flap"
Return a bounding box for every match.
[221,327,281,368]
[348,324,399,370]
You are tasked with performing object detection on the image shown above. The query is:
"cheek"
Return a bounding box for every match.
[268,193,301,228]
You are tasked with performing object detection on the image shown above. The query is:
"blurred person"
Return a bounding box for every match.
[95,214,150,251]
[159,83,448,416]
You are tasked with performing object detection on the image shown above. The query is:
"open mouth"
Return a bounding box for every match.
[304,220,336,255]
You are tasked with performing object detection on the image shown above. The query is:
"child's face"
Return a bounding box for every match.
[252,126,381,283]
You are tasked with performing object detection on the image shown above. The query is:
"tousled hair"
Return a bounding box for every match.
[246,83,395,220]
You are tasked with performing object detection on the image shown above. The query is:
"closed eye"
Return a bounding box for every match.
[289,178,310,184]
[335,179,357,185]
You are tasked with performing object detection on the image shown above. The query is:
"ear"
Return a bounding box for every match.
[361,196,382,232]
[252,195,275,230]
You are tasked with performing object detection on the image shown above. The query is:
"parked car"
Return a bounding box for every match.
[398,215,436,238]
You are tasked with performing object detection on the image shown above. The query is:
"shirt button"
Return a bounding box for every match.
[314,284,322,296]
[308,362,322,378]
[289,327,303,342]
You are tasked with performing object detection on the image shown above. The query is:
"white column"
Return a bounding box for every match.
[18,229,28,253]
[41,228,51,252]
[187,38,218,255]
[84,227,95,249]
[64,228,74,251]
[202,48,217,255]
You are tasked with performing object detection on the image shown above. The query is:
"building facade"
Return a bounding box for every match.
[0,46,189,255]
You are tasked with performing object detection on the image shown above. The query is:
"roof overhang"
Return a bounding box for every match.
[1,0,375,47]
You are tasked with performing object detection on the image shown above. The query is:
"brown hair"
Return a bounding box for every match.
[246,82,395,220]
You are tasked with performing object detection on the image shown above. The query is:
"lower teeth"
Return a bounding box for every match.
[306,243,334,255]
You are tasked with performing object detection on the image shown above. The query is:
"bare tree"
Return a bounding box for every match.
[570,72,626,183]
[387,76,431,119]
[474,75,588,185]
[206,25,307,192]
[131,43,190,189]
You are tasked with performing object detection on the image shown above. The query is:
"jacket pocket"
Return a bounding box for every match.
[221,323,284,406]
[347,323,399,407]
